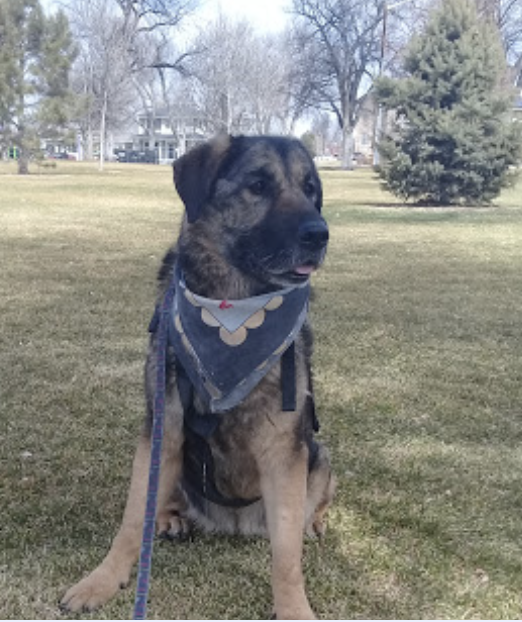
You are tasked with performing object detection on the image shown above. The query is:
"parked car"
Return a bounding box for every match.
[114,149,158,164]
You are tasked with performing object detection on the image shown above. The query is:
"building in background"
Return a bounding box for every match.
[113,107,210,164]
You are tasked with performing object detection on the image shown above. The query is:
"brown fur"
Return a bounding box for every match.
[60,135,335,619]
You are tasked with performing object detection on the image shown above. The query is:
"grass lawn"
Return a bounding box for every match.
[1,159,522,619]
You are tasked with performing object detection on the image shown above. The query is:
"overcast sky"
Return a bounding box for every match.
[42,0,291,33]
[199,0,290,32]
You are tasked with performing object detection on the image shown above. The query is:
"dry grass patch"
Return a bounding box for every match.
[1,161,522,619]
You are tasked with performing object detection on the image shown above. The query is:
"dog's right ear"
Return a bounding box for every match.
[173,135,231,224]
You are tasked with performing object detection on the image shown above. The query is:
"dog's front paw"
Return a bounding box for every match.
[157,510,191,542]
[274,604,316,620]
[60,564,128,613]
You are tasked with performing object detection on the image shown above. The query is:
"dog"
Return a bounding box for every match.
[60,134,335,620]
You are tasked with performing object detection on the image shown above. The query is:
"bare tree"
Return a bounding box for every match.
[188,16,253,133]
[68,0,136,167]
[185,15,293,135]
[288,0,384,168]
[310,111,333,156]
[66,0,198,166]
[245,33,295,134]
[114,0,199,74]
[473,0,522,84]
[379,1,433,75]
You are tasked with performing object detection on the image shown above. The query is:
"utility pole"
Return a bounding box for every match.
[373,1,389,167]
[372,0,413,167]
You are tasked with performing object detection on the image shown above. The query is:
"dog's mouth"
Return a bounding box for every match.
[278,261,321,284]
[275,247,327,284]
[291,263,317,280]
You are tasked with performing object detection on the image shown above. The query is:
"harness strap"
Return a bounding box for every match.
[281,343,296,412]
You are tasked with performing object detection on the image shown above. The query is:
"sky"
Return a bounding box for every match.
[197,0,290,32]
[42,0,291,34]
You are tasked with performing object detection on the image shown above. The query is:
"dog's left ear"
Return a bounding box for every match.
[173,135,231,223]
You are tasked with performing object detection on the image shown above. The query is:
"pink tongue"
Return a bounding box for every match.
[294,265,316,275]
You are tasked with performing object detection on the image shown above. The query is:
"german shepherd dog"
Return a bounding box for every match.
[60,135,335,620]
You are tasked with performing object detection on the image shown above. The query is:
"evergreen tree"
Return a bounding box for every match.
[375,0,521,205]
[0,0,76,174]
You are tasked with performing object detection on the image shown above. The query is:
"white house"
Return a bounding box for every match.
[114,107,210,164]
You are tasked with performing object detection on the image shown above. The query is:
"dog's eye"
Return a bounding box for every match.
[304,178,316,197]
[249,180,267,196]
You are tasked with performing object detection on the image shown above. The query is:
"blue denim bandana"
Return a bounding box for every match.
[169,273,310,413]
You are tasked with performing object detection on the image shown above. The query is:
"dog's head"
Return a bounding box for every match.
[173,135,328,288]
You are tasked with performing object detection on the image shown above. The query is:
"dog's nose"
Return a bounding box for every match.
[298,219,329,249]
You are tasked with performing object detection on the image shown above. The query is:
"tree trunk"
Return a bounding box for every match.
[149,107,156,163]
[86,125,94,160]
[99,90,108,171]
[17,122,29,174]
[341,125,355,170]
[220,92,231,133]
[18,152,30,175]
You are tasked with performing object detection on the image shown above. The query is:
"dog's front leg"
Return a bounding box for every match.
[60,424,183,613]
[261,448,316,620]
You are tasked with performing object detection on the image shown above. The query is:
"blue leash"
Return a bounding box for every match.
[133,283,176,620]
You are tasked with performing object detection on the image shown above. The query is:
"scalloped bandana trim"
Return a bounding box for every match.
[169,274,310,413]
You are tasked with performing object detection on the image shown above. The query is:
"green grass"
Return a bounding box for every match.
[1,159,522,619]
